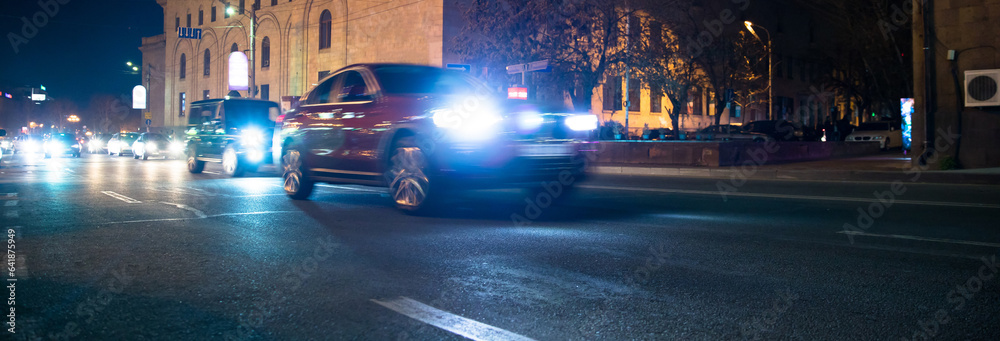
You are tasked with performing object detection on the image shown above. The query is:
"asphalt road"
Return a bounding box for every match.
[2,151,999,340]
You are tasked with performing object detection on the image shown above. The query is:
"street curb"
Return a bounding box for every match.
[588,166,1000,185]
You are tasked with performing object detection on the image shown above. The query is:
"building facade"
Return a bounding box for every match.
[145,0,466,133]
[912,0,1000,169]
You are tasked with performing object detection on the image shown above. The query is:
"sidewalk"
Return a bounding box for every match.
[590,154,1000,185]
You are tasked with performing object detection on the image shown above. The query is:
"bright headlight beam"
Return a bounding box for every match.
[566,115,598,131]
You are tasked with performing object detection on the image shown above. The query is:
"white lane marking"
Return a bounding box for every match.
[372,296,536,341]
[837,231,1000,248]
[100,191,142,204]
[96,210,300,226]
[4,200,16,207]
[317,184,385,193]
[203,171,220,175]
[580,185,1000,209]
[160,202,208,218]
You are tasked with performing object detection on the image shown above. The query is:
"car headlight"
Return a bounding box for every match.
[241,128,266,146]
[873,136,883,140]
[147,143,158,152]
[170,141,184,152]
[565,114,599,131]
[431,106,503,141]
[516,111,545,132]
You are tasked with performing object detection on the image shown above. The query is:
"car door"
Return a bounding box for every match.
[190,102,225,160]
[331,69,386,175]
[295,72,349,172]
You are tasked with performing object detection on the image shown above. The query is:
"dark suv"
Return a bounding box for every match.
[185,98,281,176]
[278,64,594,213]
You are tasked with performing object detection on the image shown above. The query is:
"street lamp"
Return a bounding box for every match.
[744,21,773,121]
[67,115,80,123]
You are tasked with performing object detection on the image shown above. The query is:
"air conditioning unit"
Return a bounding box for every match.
[964,69,1000,107]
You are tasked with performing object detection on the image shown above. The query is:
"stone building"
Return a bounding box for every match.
[912,0,1000,169]
[143,0,468,133]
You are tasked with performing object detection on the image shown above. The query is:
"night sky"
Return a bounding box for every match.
[0,0,163,106]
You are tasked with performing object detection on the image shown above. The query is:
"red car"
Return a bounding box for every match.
[277,64,596,213]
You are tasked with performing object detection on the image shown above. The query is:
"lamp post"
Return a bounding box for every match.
[226,2,257,98]
[744,21,772,121]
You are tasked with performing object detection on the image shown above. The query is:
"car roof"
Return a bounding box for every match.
[190,98,279,106]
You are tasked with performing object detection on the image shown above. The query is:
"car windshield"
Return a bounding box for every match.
[373,66,491,96]
[144,133,169,142]
[120,133,140,142]
[857,122,892,131]
[224,100,278,129]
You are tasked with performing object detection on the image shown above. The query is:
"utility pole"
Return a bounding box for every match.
[248,1,257,99]
[623,12,631,139]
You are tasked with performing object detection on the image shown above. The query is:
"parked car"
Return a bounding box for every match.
[695,124,771,142]
[87,133,113,154]
[107,133,140,156]
[185,98,281,176]
[133,132,183,160]
[742,120,820,141]
[12,134,43,154]
[278,63,593,213]
[43,133,83,158]
[846,122,902,150]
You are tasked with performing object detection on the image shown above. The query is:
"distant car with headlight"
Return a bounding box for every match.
[107,133,140,156]
[132,132,182,160]
[185,98,280,176]
[87,133,112,154]
[12,134,43,154]
[846,122,902,150]
[43,133,83,158]
[277,63,593,213]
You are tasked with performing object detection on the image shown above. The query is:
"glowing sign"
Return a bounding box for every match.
[507,87,528,100]
[31,93,46,101]
[901,98,913,150]
[228,52,249,91]
[132,85,147,109]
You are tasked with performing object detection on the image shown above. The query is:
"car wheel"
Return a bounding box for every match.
[222,147,245,177]
[187,155,205,174]
[386,136,437,214]
[282,149,314,200]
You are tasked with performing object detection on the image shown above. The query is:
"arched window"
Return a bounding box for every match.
[231,43,239,53]
[203,49,211,76]
[179,54,186,79]
[261,37,270,68]
[319,10,331,49]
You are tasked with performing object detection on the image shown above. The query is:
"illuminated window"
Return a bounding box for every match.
[203,49,211,76]
[179,54,186,79]
[319,10,332,49]
[261,37,270,68]
[179,92,186,117]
